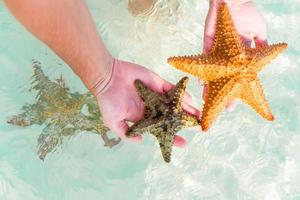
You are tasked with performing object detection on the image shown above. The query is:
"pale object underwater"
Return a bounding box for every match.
[7,61,121,160]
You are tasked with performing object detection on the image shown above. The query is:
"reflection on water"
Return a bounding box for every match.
[0,0,300,199]
[7,61,121,160]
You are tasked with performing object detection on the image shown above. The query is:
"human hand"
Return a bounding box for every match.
[97,59,200,147]
[202,0,267,111]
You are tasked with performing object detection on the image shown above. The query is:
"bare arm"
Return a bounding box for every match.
[4,0,200,145]
[4,0,113,94]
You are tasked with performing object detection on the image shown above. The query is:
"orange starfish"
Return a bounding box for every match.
[167,2,287,131]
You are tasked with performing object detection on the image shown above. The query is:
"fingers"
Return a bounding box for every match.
[109,120,127,138]
[254,36,268,47]
[182,91,200,114]
[173,135,187,148]
[109,120,142,142]
[198,79,207,101]
[162,82,173,92]
[183,92,193,104]
[129,134,142,142]
[198,79,205,86]
[225,100,237,112]
[182,102,200,118]
[182,92,201,117]
[141,71,174,94]
[202,84,208,102]
[203,0,219,53]
[241,36,252,47]
[203,35,215,54]
[241,32,268,48]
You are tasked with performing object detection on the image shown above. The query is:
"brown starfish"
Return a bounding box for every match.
[168,2,287,131]
[126,77,200,163]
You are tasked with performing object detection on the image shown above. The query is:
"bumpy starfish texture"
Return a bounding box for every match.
[167,3,287,131]
[126,77,200,163]
[7,61,121,160]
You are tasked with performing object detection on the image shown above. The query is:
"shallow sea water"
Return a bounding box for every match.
[0,0,300,199]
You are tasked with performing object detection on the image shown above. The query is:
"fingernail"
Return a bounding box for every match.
[174,136,187,148]
[163,83,173,92]
[198,80,204,86]
[226,103,235,112]
[174,141,186,148]
[128,135,142,143]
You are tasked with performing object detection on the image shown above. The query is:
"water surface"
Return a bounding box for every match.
[0,0,299,199]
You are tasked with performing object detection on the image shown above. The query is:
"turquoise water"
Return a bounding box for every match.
[0,0,299,199]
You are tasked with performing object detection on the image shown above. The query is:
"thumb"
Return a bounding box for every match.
[110,120,142,142]
[203,0,220,54]
[139,71,173,94]
[125,98,145,123]
[254,36,268,47]
[174,135,187,148]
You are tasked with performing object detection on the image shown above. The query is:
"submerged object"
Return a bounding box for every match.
[127,0,156,15]
[126,77,200,163]
[168,3,287,131]
[7,61,121,160]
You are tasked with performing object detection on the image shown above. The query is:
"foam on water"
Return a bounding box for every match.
[0,0,299,199]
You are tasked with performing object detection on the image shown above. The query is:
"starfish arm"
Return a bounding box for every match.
[248,43,288,72]
[134,80,164,105]
[210,3,245,57]
[153,128,176,163]
[126,118,161,137]
[168,77,188,112]
[201,77,241,131]
[37,132,62,161]
[37,123,65,160]
[7,104,42,127]
[177,112,201,130]
[168,55,242,81]
[238,78,274,121]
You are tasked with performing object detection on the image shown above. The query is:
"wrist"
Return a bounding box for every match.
[88,56,115,97]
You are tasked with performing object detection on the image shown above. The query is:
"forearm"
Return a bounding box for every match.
[4,0,113,94]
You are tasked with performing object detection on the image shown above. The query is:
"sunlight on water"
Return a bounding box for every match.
[0,0,299,199]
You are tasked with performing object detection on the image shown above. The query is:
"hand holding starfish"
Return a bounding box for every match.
[4,0,200,147]
[97,59,200,145]
[202,0,268,111]
[168,2,287,131]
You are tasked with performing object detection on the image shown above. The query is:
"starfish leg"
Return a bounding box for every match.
[239,78,274,121]
[153,129,176,163]
[168,77,189,112]
[201,77,241,131]
[210,2,245,57]
[178,113,201,129]
[249,43,288,72]
[127,119,158,137]
[168,55,242,82]
[134,80,164,105]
